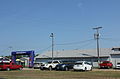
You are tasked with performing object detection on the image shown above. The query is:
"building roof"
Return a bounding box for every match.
[36,48,112,58]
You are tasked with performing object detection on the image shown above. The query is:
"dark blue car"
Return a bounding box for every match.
[55,62,74,71]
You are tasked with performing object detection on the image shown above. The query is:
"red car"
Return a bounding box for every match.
[99,61,113,69]
[0,61,23,71]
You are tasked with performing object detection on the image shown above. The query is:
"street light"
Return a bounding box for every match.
[93,27,102,64]
[50,33,54,60]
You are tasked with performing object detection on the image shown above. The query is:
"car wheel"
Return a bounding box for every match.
[56,66,59,71]
[84,67,87,71]
[90,67,92,71]
[40,67,44,70]
[49,66,52,71]
[7,68,10,71]
[19,67,23,70]
[65,67,69,71]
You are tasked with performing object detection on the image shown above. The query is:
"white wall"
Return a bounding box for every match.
[111,54,120,68]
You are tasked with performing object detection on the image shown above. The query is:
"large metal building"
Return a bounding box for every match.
[35,47,120,67]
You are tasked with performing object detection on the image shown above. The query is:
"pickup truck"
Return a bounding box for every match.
[99,61,113,69]
[0,61,23,71]
[40,60,62,71]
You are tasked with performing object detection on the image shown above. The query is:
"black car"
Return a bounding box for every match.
[55,61,75,71]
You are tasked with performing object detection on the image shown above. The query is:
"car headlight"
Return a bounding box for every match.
[62,65,65,67]
[45,64,48,66]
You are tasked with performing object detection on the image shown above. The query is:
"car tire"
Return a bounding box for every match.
[65,67,69,71]
[90,67,92,71]
[49,66,52,71]
[40,67,44,70]
[19,67,23,70]
[40,68,44,71]
[7,68,10,71]
[56,66,59,71]
[84,67,87,71]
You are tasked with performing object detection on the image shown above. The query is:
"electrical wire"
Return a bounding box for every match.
[75,40,95,49]
[56,39,94,46]
[35,45,52,53]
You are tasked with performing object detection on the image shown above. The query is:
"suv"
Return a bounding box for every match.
[99,61,113,69]
[73,61,92,71]
[0,61,23,71]
[40,60,62,71]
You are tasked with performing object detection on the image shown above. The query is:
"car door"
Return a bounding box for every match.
[11,63,18,69]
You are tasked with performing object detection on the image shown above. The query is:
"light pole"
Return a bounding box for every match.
[93,27,102,64]
[50,33,54,60]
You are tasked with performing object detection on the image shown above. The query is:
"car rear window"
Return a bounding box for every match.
[75,63,82,65]
[117,63,120,65]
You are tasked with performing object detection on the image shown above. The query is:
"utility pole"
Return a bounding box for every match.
[93,27,102,64]
[50,33,54,60]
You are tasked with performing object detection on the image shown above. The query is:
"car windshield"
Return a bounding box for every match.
[0,63,10,65]
[103,61,110,63]
[34,63,39,65]
[117,63,120,65]
[47,61,52,64]
[75,62,82,65]
[59,61,63,63]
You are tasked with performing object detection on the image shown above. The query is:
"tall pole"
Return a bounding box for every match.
[93,27,102,64]
[50,33,54,60]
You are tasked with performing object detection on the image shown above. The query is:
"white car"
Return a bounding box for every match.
[33,62,45,69]
[73,61,92,71]
[115,62,120,69]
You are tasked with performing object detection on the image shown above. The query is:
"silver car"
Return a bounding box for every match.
[33,62,45,69]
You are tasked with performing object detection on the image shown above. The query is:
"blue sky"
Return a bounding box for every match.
[0,0,120,56]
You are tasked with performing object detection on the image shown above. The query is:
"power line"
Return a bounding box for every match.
[36,45,52,53]
[75,39,95,49]
[56,39,94,46]
[101,38,120,42]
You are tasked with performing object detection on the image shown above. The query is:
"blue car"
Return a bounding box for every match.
[55,62,74,71]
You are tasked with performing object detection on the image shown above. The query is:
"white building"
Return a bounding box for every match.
[110,47,120,67]
[35,47,120,67]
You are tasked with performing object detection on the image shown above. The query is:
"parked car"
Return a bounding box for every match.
[115,62,120,69]
[55,61,75,71]
[0,61,23,71]
[99,61,113,69]
[40,60,62,71]
[33,62,45,69]
[73,61,92,71]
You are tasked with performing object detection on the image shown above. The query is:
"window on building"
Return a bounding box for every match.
[112,48,120,51]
